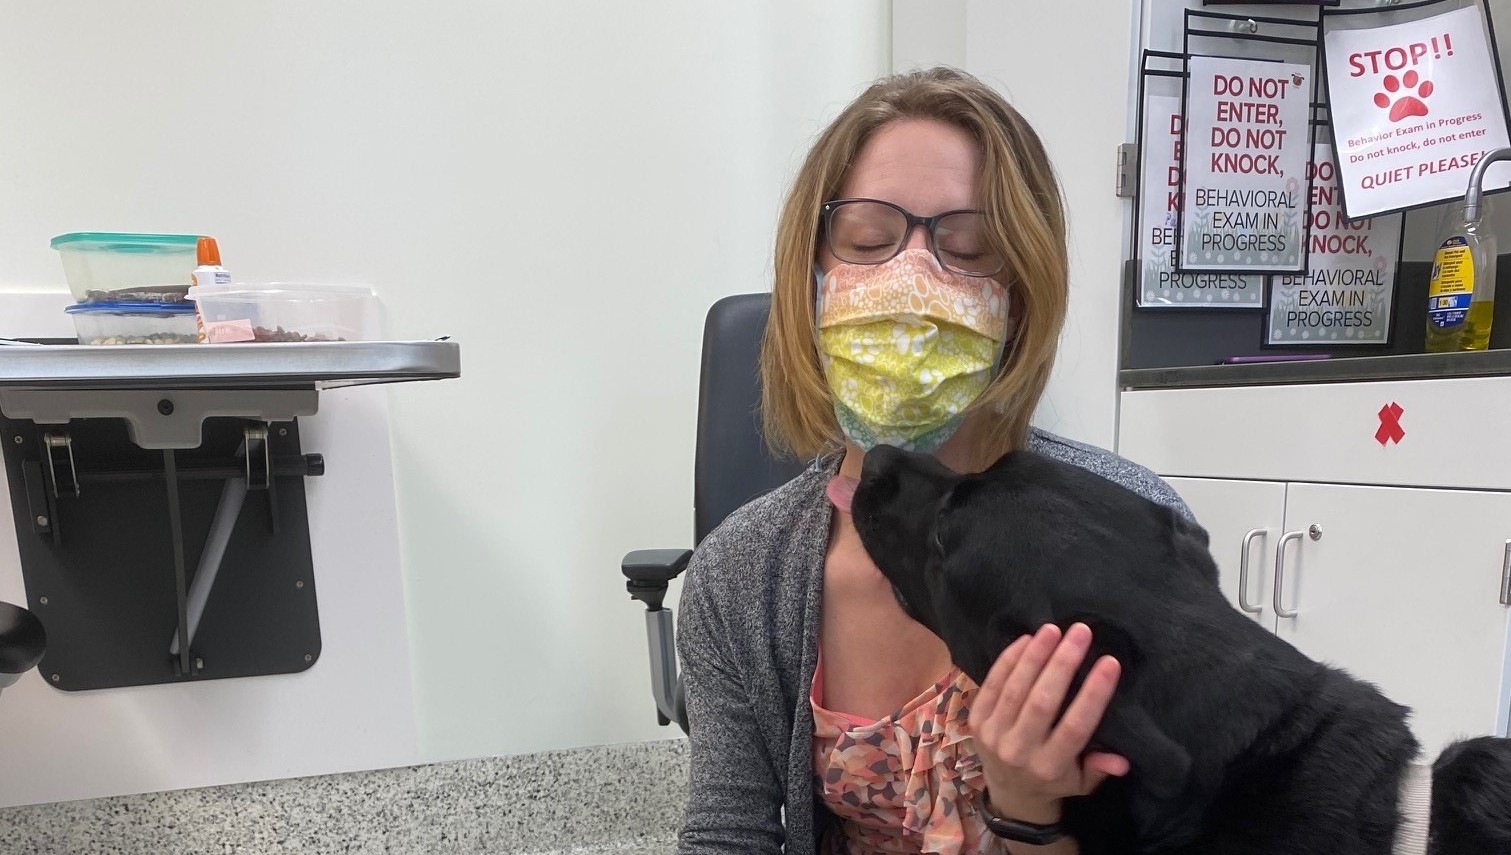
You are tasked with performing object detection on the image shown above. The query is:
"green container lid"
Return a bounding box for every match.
[50,233,200,254]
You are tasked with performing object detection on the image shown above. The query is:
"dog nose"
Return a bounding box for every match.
[864,447,894,471]
[861,444,904,483]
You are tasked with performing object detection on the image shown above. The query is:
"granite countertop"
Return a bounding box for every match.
[0,738,689,855]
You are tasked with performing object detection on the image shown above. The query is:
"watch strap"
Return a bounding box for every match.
[976,789,1068,846]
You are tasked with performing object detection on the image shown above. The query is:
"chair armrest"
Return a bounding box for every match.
[622,549,693,611]
[622,549,693,583]
[0,601,46,675]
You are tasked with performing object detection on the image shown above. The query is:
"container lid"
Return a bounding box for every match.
[50,233,201,253]
[66,300,197,316]
[187,282,375,301]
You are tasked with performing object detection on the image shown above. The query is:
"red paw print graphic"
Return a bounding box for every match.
[1373,70,1434,122]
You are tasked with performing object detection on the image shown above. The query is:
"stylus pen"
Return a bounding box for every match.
[1219,354,1333,364]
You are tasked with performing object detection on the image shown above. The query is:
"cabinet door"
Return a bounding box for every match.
[1275,484,1511,755]
[1164,477,1288,632]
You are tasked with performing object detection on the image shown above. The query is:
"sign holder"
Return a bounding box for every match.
[1175,9,1324,276]
[1265,117,1407,347]
[1132,50,1267,309]
[1320,0,1511,220]
[1203,1,1337,6]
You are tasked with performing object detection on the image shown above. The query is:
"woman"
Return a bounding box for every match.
[676,67,1190,855]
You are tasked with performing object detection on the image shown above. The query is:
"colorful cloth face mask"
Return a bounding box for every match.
[816,248,1012,454]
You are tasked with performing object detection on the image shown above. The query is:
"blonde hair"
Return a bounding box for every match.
[760,67,1069,470]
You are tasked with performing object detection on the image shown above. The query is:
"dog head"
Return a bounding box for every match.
[850,445,1212,680]
[850,445,1217,845]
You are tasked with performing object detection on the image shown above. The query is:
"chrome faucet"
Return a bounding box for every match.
[1464,146,1511,223]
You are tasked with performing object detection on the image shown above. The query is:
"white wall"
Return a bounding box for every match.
[0,0,890,778]
[0,293,421,808]
[892,1,1141,449]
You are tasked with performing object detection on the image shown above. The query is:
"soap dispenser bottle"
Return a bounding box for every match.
[1424,201,1497,352]
[1425,149,1509,352]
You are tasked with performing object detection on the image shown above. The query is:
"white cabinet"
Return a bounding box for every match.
[1165,475,1511,757]
[1164,477,1286,630]
[1276,484,1511,756]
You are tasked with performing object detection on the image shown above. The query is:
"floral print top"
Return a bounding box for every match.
[811,657,1010,854]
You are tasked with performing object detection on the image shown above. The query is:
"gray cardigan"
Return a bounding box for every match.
[674,429,1194,855]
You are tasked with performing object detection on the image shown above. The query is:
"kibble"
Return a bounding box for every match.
[252,326,346,343]
[84,288,191,304]
[85,333,198,345]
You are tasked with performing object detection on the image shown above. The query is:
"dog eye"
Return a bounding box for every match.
[931,525,946,554]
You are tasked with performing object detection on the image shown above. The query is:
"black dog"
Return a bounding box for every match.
[850,445,1511,855]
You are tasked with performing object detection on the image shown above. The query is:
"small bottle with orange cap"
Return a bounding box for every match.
[191,236,231,342]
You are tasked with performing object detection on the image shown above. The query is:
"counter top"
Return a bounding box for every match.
[1120,349,1511,390]
[0,738,687,855]
[0,340,461,390]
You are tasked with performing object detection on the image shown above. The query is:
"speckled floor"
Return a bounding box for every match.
[0,739,688,854]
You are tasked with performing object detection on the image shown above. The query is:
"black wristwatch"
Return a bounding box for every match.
[977,790,1068,845]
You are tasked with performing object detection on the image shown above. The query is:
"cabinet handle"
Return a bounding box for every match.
[1273,530,1304,619]
[1237,528,1267,614]
[1500,541,1510,607]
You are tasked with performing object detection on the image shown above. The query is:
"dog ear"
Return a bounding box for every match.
[1097,702,1202,849]
[1065,615,1202,849]
[1096,701,1191,799]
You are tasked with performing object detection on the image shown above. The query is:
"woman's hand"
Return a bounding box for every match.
[969,622,1130,825]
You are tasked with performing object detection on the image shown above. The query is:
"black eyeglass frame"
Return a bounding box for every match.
[819,198,1005,278]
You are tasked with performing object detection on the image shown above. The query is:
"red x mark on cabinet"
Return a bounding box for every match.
[1375,402,1405,446]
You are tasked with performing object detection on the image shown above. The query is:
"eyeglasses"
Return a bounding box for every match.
[820,198,1005,278]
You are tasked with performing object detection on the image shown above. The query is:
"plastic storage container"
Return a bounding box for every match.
[66,301,200,345]
[50,233,201,302]
[187,283,381,343]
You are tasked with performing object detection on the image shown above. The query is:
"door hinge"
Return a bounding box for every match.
[1500,541,1511,606]
[1115,143,1138,199]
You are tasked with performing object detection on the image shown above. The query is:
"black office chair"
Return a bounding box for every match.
[621,293,807,733]
[0,600,45,697]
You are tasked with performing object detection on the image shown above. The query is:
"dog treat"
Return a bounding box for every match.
[85,333,199,345]
[251,326,346,343]
[84,287,191,304]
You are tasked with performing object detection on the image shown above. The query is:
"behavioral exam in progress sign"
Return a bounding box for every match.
[1178,55,1313,273]
[1139,94,1263,307]
[1324,4,1511,217]
[1268,141,1402,344]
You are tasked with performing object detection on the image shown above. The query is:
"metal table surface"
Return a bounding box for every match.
[0,340,461,390]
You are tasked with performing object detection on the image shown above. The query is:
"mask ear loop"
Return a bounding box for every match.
[812,263,829,335]
[983,277,1014,380]
[812,264,849,463]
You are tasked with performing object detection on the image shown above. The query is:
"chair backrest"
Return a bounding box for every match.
[693,294,809,544]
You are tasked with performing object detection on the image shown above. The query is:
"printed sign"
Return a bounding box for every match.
[1323,4,1511,218]
[1268,141,1402,344]
[1139,94,1262,306]
[1179,55,1313,273]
